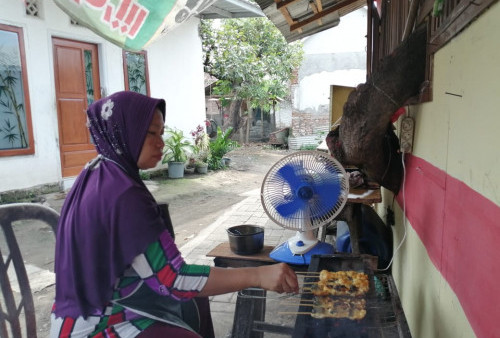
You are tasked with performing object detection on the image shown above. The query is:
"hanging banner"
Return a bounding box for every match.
[54,0,217,51]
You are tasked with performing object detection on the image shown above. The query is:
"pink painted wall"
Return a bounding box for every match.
[396,155,500,337]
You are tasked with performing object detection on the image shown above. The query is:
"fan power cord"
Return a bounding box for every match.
[376,151,408,272]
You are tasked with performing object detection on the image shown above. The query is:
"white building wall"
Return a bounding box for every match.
[296,7,367,112]
[278,7,367,148]
[147,18,207,135]
[0,0,205,193]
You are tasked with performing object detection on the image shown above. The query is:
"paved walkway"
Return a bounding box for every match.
[178,188,296,337]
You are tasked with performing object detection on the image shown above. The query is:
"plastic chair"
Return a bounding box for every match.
[0,203,59,338]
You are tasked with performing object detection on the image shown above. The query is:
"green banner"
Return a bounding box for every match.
[54,0,216,51]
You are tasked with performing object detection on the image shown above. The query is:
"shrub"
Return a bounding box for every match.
[162,127,194,164]
[208,127,239,170]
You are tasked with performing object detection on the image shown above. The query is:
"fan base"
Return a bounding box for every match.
[269,240,334,265]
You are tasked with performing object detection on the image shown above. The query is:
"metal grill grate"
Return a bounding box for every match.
[292,255,412,337]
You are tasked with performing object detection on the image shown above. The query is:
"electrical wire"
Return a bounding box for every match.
[376,119,409,272]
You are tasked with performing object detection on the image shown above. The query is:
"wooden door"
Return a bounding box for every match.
[53,38,100,177]
[329,85,354,127]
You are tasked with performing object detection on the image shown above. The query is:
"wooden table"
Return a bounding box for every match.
[348,186,382,204]
[207,242,276,268]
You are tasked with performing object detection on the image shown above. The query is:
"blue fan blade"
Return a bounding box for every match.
[312,180,342,215]
[276,163,302,191]
[276,198,307,217]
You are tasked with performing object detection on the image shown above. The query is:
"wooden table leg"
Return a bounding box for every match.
[339,203,361,254]
[349,203,362,254]
[231,288,266,338]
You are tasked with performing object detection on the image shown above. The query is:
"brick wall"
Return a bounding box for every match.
[291,110,330,136]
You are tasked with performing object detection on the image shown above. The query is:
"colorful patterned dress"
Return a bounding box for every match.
[50,230,210,338]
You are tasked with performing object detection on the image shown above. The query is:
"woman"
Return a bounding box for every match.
[50,91,298,338]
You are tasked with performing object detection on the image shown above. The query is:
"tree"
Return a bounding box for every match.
[200,18,303,139]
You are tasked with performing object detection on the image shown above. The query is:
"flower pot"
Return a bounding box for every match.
[185,166,195,175]
[196,164,208,174]
[168,161,185,178]
[221,157,231,167]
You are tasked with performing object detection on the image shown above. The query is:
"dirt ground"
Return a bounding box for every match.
[2,144,293,337]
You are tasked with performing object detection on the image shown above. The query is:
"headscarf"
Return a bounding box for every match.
[54,91,167,318]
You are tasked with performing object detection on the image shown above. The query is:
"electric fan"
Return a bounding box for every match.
[261,151,349,265]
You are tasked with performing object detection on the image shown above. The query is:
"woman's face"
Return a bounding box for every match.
[137,109,165,170]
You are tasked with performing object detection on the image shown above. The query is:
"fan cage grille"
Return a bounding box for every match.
[261,151,349,231]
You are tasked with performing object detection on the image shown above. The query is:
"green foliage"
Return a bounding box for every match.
[139,170,151,181]
[299,144,318,151]
[208,127,239,170]
[200,17,304,114]
[195,160,208,168]
[162,127,194,164]
[190,124,211,163]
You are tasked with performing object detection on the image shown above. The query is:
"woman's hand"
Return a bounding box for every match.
[256,263,299,294]
[198,264,299,297]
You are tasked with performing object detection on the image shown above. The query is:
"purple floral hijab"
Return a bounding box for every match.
[54,91,166,318]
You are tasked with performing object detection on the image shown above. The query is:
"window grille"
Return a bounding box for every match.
[123,51,151,96]
[0,24,35,156]
[25,0,40,17]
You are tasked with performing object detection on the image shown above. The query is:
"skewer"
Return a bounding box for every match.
[302,282,350,285]
[280,300,315,305]
[281,298,315,303]
[295,271,321,275]
[278,312,312,315]
[280,303,317,307]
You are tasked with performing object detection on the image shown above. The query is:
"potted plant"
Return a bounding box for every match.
[162,127,194,178]
[195,160,209,174]
[208,127,239,170]
[190,124,211,174]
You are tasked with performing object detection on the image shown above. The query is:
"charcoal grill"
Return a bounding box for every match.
[292,254,411,338]
[231,254,411,338]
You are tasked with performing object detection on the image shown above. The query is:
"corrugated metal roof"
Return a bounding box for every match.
[200,0,265,19]
[254,0,366,41]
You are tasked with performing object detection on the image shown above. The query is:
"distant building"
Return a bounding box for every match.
[276,8,367,150]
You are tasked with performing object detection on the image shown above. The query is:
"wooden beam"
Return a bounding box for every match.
[310,1,323,25]
[277,4,303,33]
[290,0,358,31]
[402,0,419,40]
[315,0,323,12]
[279,6,295,25]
